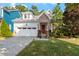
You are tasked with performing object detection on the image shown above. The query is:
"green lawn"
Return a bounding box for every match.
[17,39,79,56]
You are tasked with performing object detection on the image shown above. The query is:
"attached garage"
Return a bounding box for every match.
[14,21,38,37]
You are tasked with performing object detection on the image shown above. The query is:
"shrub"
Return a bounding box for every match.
[51,26,72,38]
[1,19,12,37]
[59,26,71,36]
[51,27,62,38]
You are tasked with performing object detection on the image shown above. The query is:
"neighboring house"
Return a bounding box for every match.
[3,9,21,32]
[0,8,3,26]
[14,11,52,37]
[0,18,2,26]
[0,8,21,32]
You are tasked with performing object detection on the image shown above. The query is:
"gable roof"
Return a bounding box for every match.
[14,11,52,23]
[38,11,52,20]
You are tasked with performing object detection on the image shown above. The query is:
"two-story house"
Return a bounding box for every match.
[14,11,52,38]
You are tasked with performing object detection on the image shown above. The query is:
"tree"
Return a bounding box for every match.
[63,3,79,36]
[30,5,39,15]
[51,4,63,28]
[15,5,28,12]
[50,4,64,37]
[1,19,12,37]
[65,3,78,11]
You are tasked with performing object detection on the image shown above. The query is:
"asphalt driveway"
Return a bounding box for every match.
[0,36,34,56]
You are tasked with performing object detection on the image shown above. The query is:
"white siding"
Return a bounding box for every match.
[14,22,38,36]
[14,23,26,33]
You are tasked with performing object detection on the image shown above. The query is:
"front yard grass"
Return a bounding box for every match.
[17,38,79,56]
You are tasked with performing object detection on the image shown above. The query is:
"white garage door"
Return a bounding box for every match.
[15,23,38,36]
[16,27,37,36]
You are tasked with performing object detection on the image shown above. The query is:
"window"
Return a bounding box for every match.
[23,27,26,29]
[28,27,31,29]
[32,27,36,29]
[24,14,27,18]
[28,14,30,19]
[18,27,22,29]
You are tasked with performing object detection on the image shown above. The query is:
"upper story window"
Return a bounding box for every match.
[24,14,27,18]
[28,13,30,19]
[22,12,33,19]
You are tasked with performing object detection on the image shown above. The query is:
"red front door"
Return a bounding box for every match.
[40,23,47,34]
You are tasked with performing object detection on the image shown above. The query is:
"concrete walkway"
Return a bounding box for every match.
[0,36,34,56]
[35,38,48,40]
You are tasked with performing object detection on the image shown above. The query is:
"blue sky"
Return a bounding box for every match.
[0,3,65,11]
